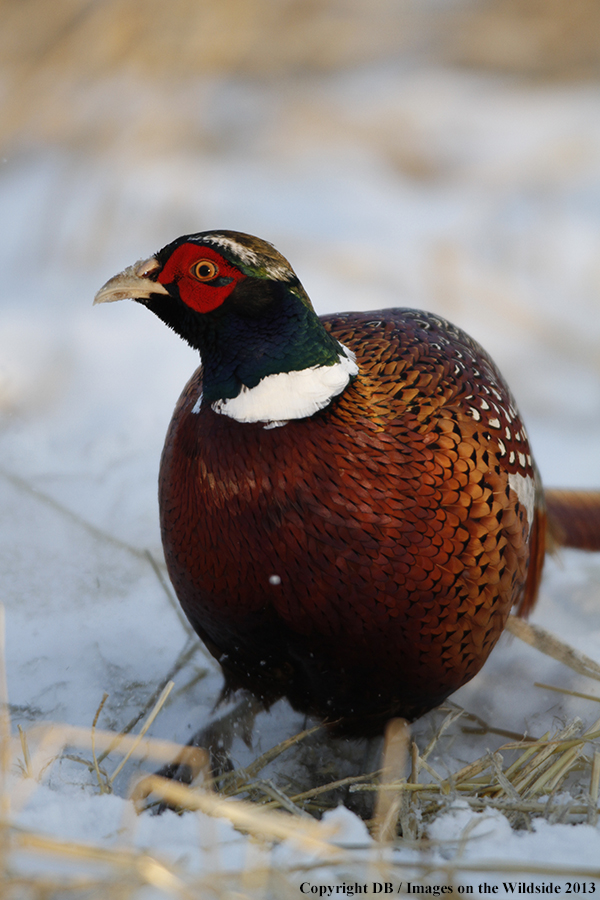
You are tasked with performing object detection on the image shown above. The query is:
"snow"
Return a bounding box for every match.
[1,60,600,894]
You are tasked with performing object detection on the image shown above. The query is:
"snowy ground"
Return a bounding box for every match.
[1,61,600,894]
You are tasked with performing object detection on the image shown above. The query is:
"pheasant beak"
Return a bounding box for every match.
[93,256,170,305]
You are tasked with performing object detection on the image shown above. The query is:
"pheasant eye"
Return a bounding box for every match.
[191,259,219,281]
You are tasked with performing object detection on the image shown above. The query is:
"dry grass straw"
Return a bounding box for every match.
[1,715,341,898]
[372,717,410,842]
[449,0,600,79]
[5,716,600,897]
[3,609,600,894]
[3,0,598,156]
[345,618,600,834]
[506,615,600,682]
[0,0,449,154]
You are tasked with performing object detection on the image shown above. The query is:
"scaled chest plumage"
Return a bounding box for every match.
[159,307,541,733]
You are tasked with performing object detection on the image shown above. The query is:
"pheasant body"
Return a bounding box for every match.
[94,230,595,736]
[158,307,540,733]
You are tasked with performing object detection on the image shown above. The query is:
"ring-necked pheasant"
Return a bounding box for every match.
[95,230,600,737]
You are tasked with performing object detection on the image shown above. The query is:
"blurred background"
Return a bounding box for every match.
[1,0,600,763]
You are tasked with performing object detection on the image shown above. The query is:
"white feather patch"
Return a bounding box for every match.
[202,235,294,281]
[191,392,203,414]
[212,347,358,424]
[508,471,536,535]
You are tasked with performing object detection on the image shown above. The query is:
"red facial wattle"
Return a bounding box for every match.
[157,243,245,313]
